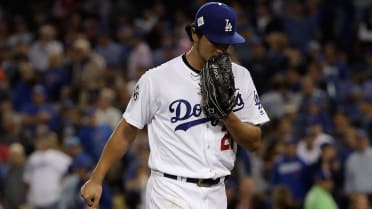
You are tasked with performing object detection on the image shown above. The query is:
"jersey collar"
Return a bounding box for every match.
[182,54,201,74]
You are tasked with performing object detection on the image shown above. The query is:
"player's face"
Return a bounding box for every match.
[196,35,230,62]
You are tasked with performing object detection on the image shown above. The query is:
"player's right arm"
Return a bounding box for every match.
[80,118,138,208]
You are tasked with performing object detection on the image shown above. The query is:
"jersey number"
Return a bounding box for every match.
[220,126,233,151]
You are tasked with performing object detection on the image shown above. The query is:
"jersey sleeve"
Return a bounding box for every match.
[235,68,270,125]
[123,71,158,129]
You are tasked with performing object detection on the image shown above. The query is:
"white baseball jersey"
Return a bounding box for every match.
[123,54,269,179]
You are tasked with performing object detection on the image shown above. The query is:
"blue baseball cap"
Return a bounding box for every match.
[194,2,245,44]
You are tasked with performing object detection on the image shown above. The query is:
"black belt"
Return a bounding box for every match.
[163,172,226,187]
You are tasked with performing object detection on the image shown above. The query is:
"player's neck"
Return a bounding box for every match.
[185,48,204,72]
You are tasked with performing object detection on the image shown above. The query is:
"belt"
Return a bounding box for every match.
[162,172,226,187]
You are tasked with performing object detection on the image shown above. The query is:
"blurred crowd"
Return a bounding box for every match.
[0,0,371,209]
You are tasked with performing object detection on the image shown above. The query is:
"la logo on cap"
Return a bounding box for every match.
[225,19,232,32]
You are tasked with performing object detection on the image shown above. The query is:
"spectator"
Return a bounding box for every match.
[115,25,134,72]
[262,138,285,183]
[126,29,152,83]
[240,144,269,194]
[245,38,270,93]
[0,98,21,144]
[95,87,122,130]
[270,140,309,203]
[261,75,302,120]
[28,25,63,72]
[321,42,349,97]
[7,16,33,47]
[283,1,319,52]
[62,136,86,159]
[69,37,106,95]
[311,142,344,204]
[332,111,354,145]
[110,76,131,109]
[338,67,369,123]
[272,185,300,209]
[310,122,335,149]
[42,44,70,102]
[76,107,113,161]
[253,1,283,35]
[59,152,113,209]
[264,32,289,81]
[234,175,266,209]
[260,77,286,119]
[358,99,372,139]
[95,33,122,68]
[298,76,329,114]
[2,143,27,209]
[23,125,72,209]
[296,76,331,136]
[12,59,38,112]
[304,170,338,209]
[55,99,79,137]
[20,85,59,134]
[338,127,359,166]
[344,129,372,195]
[297,128,320,165]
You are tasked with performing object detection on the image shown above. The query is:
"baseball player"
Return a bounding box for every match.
[80,2,270,209]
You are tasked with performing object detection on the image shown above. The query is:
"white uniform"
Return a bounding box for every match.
[23,149,72,208]
[123,55,269,209]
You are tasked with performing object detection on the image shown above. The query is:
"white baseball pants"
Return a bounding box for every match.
[145,171,227,209]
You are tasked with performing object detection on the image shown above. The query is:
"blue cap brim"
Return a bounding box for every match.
[205,32,246,44]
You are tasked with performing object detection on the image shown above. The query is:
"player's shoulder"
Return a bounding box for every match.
[141,55,183,80]
[232,62,253,78]
[231,61,248,70]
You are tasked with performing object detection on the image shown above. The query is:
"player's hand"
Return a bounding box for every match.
[80,179,102,209]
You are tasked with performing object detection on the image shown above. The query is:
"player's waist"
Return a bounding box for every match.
[151,170,229,187]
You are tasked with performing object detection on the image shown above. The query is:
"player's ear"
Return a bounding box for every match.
[185,24,201,43]
[191,27,201,43]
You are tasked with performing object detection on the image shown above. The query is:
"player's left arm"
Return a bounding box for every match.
[222,112,261,151]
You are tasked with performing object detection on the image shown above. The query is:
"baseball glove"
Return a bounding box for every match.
[200,52,237,122]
